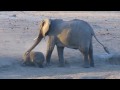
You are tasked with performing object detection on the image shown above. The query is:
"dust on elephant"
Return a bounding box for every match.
[23,51,45,68]
[25,18,110,68]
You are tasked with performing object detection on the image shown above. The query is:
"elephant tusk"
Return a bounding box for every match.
[34,37,38,40]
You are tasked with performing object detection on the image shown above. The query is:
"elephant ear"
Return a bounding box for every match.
[41,19,51,37]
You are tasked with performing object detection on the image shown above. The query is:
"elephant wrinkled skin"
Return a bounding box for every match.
[25,19,110,68]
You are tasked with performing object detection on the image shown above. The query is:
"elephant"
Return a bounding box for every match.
[23,51,45,68]
[25,18,110,68]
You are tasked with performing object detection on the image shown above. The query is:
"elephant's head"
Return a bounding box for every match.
[25,18,51,55]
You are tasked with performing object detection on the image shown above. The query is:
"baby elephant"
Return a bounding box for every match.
[23,51,45,68]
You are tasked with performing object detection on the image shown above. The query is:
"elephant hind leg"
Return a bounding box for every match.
[79,47,90,68]
[89,42,94,67]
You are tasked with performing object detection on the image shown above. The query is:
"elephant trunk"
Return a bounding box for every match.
[26,19,50,55]
[27,33,43,53]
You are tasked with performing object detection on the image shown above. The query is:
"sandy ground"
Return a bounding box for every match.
[0,11,120,79]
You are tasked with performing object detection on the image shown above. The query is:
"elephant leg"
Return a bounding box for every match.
[80,47,90,68]
[89,42,94,67]
[46,36,55,66]
[57,46,65,67]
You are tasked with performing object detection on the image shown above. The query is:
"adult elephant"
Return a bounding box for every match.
[25,18,110,68]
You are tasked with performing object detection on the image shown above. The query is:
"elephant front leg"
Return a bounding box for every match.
[57,46,65,67]
[46,36,55,66]
[46,46,54,66]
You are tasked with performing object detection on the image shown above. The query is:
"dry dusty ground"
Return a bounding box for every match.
[0,11,120,79]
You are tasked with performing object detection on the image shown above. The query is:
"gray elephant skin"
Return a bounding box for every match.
[25,19,110,68]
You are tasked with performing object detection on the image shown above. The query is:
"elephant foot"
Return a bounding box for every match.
[58,63,65,67]
[83,63,90,68]
[45,63,51,67]
[90,63,94,67]
[38,65,44,68]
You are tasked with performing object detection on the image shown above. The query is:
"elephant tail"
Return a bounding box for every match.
[93,33,110,54]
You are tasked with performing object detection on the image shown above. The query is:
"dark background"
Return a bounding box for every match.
[0,0,119,11]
